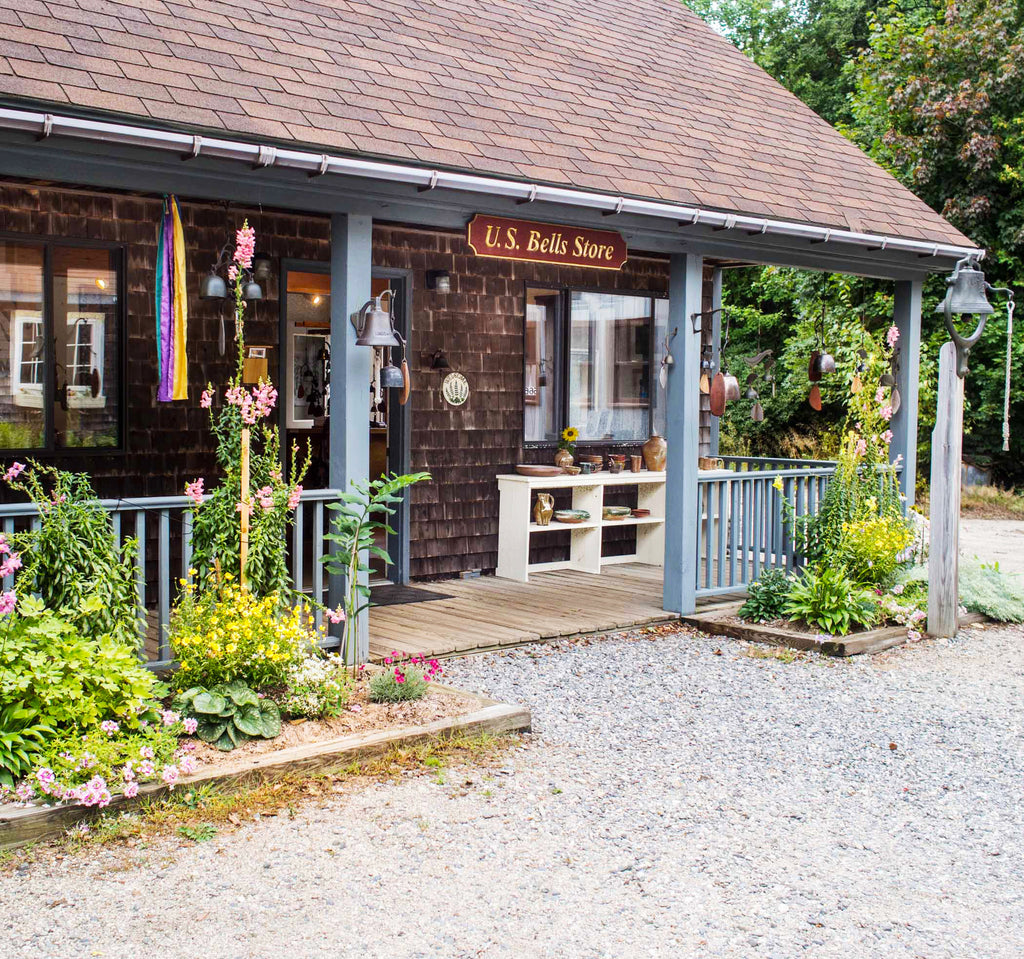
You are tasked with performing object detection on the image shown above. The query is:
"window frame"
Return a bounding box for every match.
[522,281,667,449]
[0,232,127,455]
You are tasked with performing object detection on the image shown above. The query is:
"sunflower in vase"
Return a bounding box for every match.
[555,426,579,468]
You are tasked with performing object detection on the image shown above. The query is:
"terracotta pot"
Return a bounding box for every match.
[642,432,667,472]
[554,448,574,469]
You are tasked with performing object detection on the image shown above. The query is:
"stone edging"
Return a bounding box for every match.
[0,685,531,852]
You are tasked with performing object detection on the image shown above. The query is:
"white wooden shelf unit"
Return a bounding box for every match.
[495,471,667,582]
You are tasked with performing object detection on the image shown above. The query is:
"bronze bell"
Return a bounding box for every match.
[242,279,263,301]
[353,295,401,348]
[199,272,228,300]
[380,359,405,389]
[935,264,995,316]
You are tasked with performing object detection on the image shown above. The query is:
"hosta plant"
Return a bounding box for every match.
[175,682,281,751]
[739,569,791,622]
[784,565,878,636]
[0,705,53,790]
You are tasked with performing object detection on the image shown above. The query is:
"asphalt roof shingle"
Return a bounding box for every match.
[0,0,970,246]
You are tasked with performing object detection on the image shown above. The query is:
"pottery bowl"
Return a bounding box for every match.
[554,509,590,524]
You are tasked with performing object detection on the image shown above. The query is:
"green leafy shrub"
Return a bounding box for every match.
[739,569,791,622]
[169,578,316,691]
[368,655,443,703]
[0,596,163,734]
[6,463,139,647]
[271,655,352,719]
[175,682,282,751]
[959,560,1024,623]
[784,565,879,635]
[840,516,914,586]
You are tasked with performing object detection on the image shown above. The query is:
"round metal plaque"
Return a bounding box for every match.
[441,371,469,406]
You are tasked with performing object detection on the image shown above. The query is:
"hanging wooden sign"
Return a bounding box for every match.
[466,215,628,270]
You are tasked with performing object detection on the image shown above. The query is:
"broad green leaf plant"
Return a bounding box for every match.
[324,471,430,661]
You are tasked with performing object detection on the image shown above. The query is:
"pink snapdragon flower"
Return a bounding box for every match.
[182,717,198,735]
[881,429,893,444]
[880,404,893,422]
[100,720,120,736]
[3,462,25,483]
[225,385,246,407]
[233,224,256,269]
[887,324,900,348]
[326,605,346,624]
[257,485,275,511]
[251,381,277,419]
[236,500,252,518]
[185,478,205,506]
[200,388,214,409]
[854,438,867,457]
[287,485,302,509]
[0,590,15,616]
[227,265,239,282]
[0,552,22,578]
[239,395,258,425]
[875,387,885,403]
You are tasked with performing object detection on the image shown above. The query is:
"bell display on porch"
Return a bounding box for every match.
[352,292,401,348]
[200,271,228,300]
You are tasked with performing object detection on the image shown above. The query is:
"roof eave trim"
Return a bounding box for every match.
[0,107,980,262]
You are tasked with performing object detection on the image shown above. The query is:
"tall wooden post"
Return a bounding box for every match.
[927,341,963,638]
[239,426,250,589]
[663,253,704,614]
[329,213,372,661]
[709,266,723,459]
[890,279,922,506]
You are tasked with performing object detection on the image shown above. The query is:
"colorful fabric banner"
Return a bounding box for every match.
[155,196,188,401]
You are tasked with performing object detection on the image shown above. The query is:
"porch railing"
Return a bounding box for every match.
[696,465,837,599]
[720,455,838,471]
[0,488,342,669]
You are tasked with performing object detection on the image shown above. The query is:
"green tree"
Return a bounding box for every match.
[850,0,1024,479]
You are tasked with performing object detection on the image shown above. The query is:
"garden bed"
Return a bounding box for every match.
[683,603,988,657]
[0,683,531,852]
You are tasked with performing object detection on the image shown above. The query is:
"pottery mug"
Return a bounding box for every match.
[630,455,643,472]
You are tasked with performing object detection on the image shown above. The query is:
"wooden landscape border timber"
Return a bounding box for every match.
[681,603,988,657]
[0,686,531,852]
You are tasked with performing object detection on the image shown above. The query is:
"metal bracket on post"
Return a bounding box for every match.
[689,305,730,335]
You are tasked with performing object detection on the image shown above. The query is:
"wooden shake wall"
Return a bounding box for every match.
[0,182,328,501]
[374,224,715,579]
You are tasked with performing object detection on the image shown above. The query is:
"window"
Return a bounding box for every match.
[525,286,667,444]
[0,238,122,450]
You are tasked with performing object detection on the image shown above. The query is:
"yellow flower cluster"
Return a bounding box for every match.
[170,581,316,690]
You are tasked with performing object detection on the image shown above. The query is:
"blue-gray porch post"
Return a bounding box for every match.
[709,266,723,458]
[329,213,372,661]
[663,253,704,614]
[890,279,922,507]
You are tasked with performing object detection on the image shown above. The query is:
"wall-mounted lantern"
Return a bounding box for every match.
[426,269,451,294]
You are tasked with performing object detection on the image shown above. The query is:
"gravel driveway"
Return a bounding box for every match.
[2,623,1023,958]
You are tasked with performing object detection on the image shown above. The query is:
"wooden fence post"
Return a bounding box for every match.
[927,341,963,638]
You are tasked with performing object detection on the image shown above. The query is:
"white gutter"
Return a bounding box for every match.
[0,106,979,262]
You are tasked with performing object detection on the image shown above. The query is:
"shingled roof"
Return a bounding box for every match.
[0,0,970,246]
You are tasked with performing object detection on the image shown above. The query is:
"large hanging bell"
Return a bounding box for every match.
[935,264,994,316]
[199,272,228,300]
[353,296,401,347]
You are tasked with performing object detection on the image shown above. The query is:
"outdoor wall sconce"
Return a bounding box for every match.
[426,269,451,293]
[430,349,451,370]
[251,251,273,282]
[935,255,1013,378]
[351,290,401,347]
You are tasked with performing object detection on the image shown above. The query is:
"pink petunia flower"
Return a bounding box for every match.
[100,720,120,736]
[137,760,155,778]
[182,717,198,735]
[161,710,180,727]
[3,462,25,483]
[140,746,154,760]
[161,765,179,789]
[123,781,139,799]
[178,756,197,775]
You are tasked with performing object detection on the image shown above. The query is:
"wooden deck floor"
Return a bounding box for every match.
[369,563,682,661]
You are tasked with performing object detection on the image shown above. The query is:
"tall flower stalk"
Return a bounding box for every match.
[187,222,310,597]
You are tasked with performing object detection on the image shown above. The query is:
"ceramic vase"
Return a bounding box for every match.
[533,492,554,526]
[554,448,574,469]
[642,432,667,471]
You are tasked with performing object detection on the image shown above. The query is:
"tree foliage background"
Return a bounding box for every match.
[686,0,1024,483]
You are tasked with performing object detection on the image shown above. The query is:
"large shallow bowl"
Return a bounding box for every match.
[515,464,564,477]
[554,509,590,524]
[603,506,632,520]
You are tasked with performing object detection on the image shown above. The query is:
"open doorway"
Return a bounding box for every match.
[279,262,411,587]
